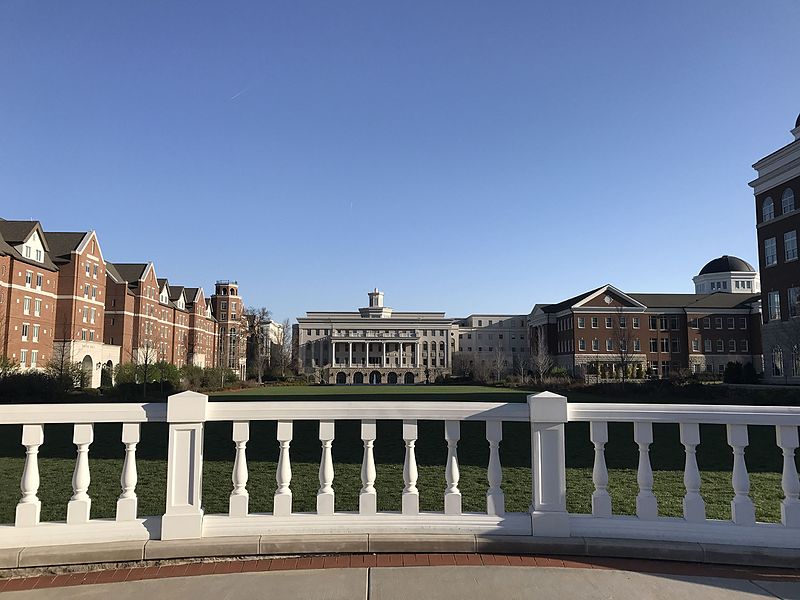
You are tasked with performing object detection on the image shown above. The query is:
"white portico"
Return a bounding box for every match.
[296,289,458,384]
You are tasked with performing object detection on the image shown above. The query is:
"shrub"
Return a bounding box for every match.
[724,362,744,384]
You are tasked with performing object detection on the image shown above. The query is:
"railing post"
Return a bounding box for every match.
[116,423,140,521]
[15,424,44,527]
[528,391,569,536]
[161,391,208,540]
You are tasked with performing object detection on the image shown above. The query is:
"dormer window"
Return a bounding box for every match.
[35,249,42,262]
[24,246,31,258]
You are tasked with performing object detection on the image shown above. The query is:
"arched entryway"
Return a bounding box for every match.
[353,372,364,385]
[369,371,382,385]
[336,371,347,385]
[387,372,398,384]
[404,372,415,384]
[100,360,114,387]
[80,355,93,388]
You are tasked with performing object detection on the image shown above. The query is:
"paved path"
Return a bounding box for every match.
[4,566,800,599]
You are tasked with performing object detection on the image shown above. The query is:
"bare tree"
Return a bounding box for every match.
[513,353,530,384]
[532,341,554,383]
[452,353,472,379]
[135,342,159,397]
[491,345,507,382]
[245,306,273,383]
[614,307,637,387]
[45,325,82,390]
[274,319,293,378]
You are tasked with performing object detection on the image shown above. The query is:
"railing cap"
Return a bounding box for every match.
[167,391,208,423]
[528,391,568,423]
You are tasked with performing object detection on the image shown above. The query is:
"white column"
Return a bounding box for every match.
[161,391,208,540]
[360,420,377,515]
[528,392,569,536]
[444,420,461,515]
[727,424,755,526]
[348,342,353,368]
[331,341,335,367]
[590,421,612,518]
[776,425,800,527]
[317,421,335,515]
[229,422,250,518]
[634,422,657,520]
[402,420,419,515]
[365,342,369,368]
[116,423,140,522]
[15,424,44,527]
[67,423,93,524]
[680,423,706,523]
[486,421,505,516]
[274,421,293,516]
[382,342,386,367]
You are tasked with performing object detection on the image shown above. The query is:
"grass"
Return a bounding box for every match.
[0,385,796,525]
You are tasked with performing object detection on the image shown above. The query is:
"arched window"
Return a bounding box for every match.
[423,341,428,350]
[439,341,445,351]
[782,188,795,215]
[763,197,774,222]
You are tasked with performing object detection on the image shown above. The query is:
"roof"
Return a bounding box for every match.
[0,220,38,244]
[538,287,604,314]
[796,112,800,129]
[111,263,148,283]
[45,232,86,262]
[0,220,59,271]
[698,255,755,276]
[168,285,185,301]
[629,292,760,310]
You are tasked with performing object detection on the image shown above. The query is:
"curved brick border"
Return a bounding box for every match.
[2,553,800,593]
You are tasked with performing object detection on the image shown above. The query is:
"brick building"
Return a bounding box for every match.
[210,281,248,380]
[750,112,800,382]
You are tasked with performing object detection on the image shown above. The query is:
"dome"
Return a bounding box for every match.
[796,112,800,129]
[698,255,755,276]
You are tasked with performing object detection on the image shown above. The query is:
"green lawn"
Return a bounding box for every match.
[0,385,796,525]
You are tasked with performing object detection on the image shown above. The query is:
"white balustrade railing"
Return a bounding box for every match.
[0,392,799,551]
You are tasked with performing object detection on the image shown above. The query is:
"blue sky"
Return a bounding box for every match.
[1,1,798,322]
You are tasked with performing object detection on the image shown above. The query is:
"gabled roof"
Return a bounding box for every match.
[44,232,86,263]
[536,286,604,314]
[630,292,761,310]
[0,219,58,271]
[168,285,185,301]
[111,263,148,283]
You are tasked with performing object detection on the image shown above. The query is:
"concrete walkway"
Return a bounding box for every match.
[5,566,800,599]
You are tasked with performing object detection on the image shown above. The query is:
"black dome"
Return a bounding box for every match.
[699,255,755,276]
[796,113,800,129]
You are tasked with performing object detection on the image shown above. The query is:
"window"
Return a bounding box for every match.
[650,338,658,352]
[670,316,678,330]
[606,339,613,351]
[741,339,749,353]
[35,249,42,262]
[477,320,482,326]
[605,317,612,328]
[93,264,98,278]
[25,271,32,287]
[32,325,39,342]
[592,339,599,351]
[84,284,90,298]
[659,317,668,331]
[632,317,640,329]
[591,317,598,328]
[578,338,586,351]
[30,350,37,367]
[85,264,91,276]
[21,323,29,341]
[703,317,710,329]
[705,339,712,352]
[24,246,31,258]
[633,339,641,351]
[729,340,736,353]
[772,347,783,376]
[649,316,657,330]
[714,317,722,329]
[90,308,96,324]
[739,317,748,329]
[577,317,585,328]
[34,299,41,316]
[716,339,724,352]
[660,338,669,353]
[763,197,775,222]
[23,297,30,315]
[782,188,795,214]
[765,237,777,266]
[768,290,781,321]
[727,317,735,329]
[790,287,800,318]
[620,340,627,351]
[689,318,698,329]
[692,339,700,352]
[619,315,627,328]
[82,307,88,323]
[91,286,97,299]
[36,274,42,288]
[20,350,27,367]
[785,231,798,261]
[671,338,680,353]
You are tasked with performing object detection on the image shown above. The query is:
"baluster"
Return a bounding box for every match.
[402,419,419,515]
[360,420,377,515]
[229,422,249,517]
[116,423,140,521]
[274,421,293,517]
[15,424,44,527]
[680,423,705,522]
[486,421,505,516]
[727,424,755,526]
[590,421,612,518]
[444,421,461,515]
[317,421,335,515]
[67,424,93,524]
[633,422,657,520]
[776,425,800,527]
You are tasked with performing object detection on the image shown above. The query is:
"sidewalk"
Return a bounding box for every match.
[4,566,800,599]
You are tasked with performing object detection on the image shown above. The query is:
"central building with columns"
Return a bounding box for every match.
[295,289,460,384]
